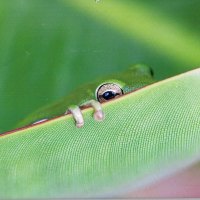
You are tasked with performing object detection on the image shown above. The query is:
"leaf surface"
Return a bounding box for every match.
[1,69,200,198]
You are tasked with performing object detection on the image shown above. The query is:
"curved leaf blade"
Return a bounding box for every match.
[0,69,200,198]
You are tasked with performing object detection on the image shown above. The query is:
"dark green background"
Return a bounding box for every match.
[0,0,200,133]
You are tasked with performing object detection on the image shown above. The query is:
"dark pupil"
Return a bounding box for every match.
[102,91,117,100]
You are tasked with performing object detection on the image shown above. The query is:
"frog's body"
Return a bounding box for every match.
[18,64,155,128]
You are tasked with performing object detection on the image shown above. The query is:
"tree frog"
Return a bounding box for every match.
[18,64,155,128]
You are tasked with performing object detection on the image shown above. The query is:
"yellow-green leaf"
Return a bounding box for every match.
[0,69,200,198]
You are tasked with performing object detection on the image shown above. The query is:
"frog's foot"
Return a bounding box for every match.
[66,100,104,128]
[81,100,104,121]
[66,105,84,128]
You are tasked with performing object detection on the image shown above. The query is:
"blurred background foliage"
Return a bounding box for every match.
[0,0,200,133]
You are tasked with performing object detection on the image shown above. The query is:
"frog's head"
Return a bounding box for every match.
[95,64,154,103]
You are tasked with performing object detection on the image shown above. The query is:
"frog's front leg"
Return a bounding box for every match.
[65,100,104,128]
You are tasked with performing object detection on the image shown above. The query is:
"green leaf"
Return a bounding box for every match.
[1,69,200,198]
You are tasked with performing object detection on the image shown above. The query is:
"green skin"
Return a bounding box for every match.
[18,64,155,127]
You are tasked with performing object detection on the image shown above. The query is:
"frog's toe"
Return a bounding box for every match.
[82,100,104,122]
[66,105,84,128]
[94,110,104,121]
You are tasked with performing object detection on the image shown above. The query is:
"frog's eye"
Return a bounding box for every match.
[96,83,123,103]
